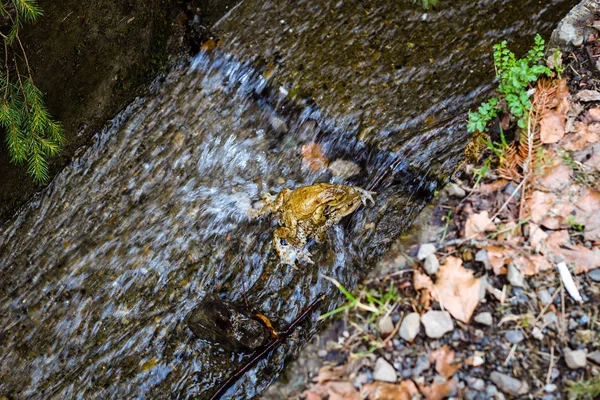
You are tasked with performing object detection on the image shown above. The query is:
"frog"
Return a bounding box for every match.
[252,183,375,266]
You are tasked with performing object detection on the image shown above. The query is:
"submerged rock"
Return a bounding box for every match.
[186,294,270,352]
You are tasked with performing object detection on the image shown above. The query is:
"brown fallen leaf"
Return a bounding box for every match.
[528,223,549,249]
[465,211,496,239]
[419,379,457,400]
[535,163,573,192]
[563,121,600,151]
[544,230,600,273]
[304,390,322,400]
[526,191,556,225]
[587,107,600,122]
[574,186,600,242]
[301,142,328,171]
[311,381,361,400]
[414,270,434,307]
[430,345,461,378]
[433,257,481,323]
[485,245,511,275]
[362,381,419,400]
[540,111,566,144]
[476,179,508,195]
[513,255,549,276]
[575,89,600,102]
[313,364,349,383]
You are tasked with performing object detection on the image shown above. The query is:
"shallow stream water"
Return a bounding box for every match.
[0,0,578,398]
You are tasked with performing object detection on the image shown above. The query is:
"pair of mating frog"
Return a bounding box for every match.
[251,183,375,266]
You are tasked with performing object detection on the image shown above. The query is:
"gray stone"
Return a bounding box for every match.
[474,312,493,326]
[378,315,395,336]
[399,312,421,342]
[532,327,544,341]
[544,384,557,393]
[417,243,437,261]
[588,269,600,282]
[269,115,288,134]
[423,254,440,276]
[328,159,361,179]
[490,371,530,396]
[411,356,430,378]
[549,0,599,50]
[421,310,454,338]
[470,378,485,391]
[504,329,524,344]
[475,249,492,271]
[373,357,397,383]
[564,349,587,369]
[537,289,553,305]
[446,183,466,198]
[543,312,559,329]
[588,350,600,365]
[507,263,525,288]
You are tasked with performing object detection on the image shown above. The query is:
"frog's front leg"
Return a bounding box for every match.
[248,188,292,218]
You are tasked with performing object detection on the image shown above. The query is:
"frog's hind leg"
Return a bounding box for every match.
[353,187,376,206]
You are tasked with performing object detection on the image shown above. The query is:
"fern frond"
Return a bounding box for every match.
[26,138,49,183]
[7,15,20,44]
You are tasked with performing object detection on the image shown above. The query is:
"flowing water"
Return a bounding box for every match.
[0,0,578,398]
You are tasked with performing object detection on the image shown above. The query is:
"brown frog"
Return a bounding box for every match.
[253,183,375,265]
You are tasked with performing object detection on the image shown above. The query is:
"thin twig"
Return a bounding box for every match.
[546,345,554,385]
[15,34,32,78]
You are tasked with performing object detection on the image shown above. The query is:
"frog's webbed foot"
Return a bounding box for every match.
[248,193,279,219]
[273,237,313,267]
[353,187,376,206]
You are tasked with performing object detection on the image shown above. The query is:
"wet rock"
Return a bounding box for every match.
[588,269,600,282]
[423,254,440,276]
[328,159,361,179]
[417,243,436,261]
[421,310,454,338]
[399,312,421,342]
[504,329,524,344]
[587,350,600,365]
[507,263,525,288]
[490,371,529,396]
[474,312,493,326]
[564,349,587,369]
[269,115,288,134]
[378,315,395,336]
[373,357,397,383]
[537,289,553,305]
[446,183,466,198]
[186,294,270,353]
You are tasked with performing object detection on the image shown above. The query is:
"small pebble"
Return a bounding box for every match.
[378,315,394,336]
[543,312,558,329]
[532,327,544,340]
[474,312,493,326]
[417,243,436,261]
[544,384,557,393]
[490,371,529,396]
[470,378,485,391]
[579,315,589,325]
[587,350,600,365]
[564,349,587,369]
[504,329,524,344]
[373,357,397,383]
[423,254,439,275]
[507,264,525,288]
[317,349,328,358]
[446,183,466,198]
[399,312,421,342]
[421,310,454,338]
[568,318,579,330]
[588,269,600,282]
[537,289,552,305]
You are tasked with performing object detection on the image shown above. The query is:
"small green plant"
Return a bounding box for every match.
[567,376,600,400]
[0,0,65,183]
[468,34,551,134]
[413,0,440,10]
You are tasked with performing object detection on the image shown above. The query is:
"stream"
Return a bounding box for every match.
[0,0,578,398]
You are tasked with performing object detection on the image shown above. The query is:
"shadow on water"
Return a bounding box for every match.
[0,0,578,398]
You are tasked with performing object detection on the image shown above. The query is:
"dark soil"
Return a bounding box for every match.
[0,0,238,225]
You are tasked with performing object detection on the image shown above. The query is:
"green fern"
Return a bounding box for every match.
[468,34,552,133]
[0,0,64,183]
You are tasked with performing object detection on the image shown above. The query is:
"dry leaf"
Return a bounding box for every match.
[528,223,548,248]
[433,257,481,323]
[574,186,600,242]
[414,270,433,307]
[305,391,322,400]
[588,107,600,122]
[477,179,508,195]
[419,379,457,400]
[465,211,496,239]
[513,255,548,276]
[430,345,461,378]
[301,142,328,171]
[563,121,600,151]
[362,381,419,400]
[575,90,600,102]
[485,245,510,275]
[540,111,566,144]
[311,381,361,400]
[527,191,555,224]
[313,365,348,383]
[544,230,600,273]
[535,163,573,191]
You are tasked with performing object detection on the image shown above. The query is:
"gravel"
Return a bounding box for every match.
[421,310,454,338]
[377,315,394,336]
[588,268,600,282]
[372,357,397,383]
[490,371,530,396]
[564,349,587,369]
[507,263,525,287]
[399,312,421,342]
[474,312,493,326]
[537,289,553,305]
[587,350,600,365]
[446,183,466,198]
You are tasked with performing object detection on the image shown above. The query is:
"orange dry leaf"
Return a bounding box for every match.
[485,245,511,275]
[301,142,328,171]
[310,381,361,400]
[477,179,508,195]
[362,381,419,400]
[535,163,573,192]
[430,345,461,378]
[414,270,434,307]
[563,121,600,151]
[544,230,600,273]
[575,186,600,242]
[513,255,549,276]
[419,379,457,400]
[540,79,570,144]
[313,365,348,383]
[433,257,481,323]
[465,211,496,239]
